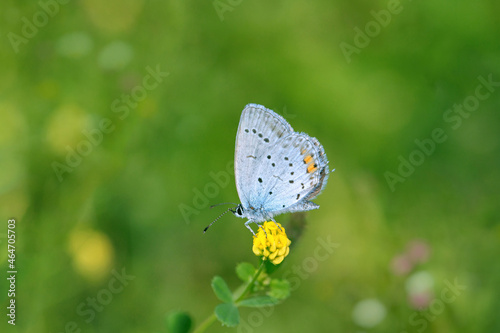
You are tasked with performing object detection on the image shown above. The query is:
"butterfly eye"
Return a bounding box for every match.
[237,206,243,215]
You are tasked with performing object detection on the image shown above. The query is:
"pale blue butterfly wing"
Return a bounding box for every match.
[234,104,293,209]
[234,104,329,228]
[255,132,329,215]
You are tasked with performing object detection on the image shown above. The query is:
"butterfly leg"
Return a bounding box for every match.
[258,223,268,236]
[268,216,282,231]
[244,220,258,236]
[245,220,268,237]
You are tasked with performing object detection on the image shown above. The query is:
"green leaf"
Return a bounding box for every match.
[211,276,233,303]
[166,311,192,333]
[215,303,240,327]
[238,295,279,307]
[236,262,255,281]
[268,279,291,300]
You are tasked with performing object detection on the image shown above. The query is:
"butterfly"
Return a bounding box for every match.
[205,104,330,235]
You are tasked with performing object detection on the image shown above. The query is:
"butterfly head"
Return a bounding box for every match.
[230,204,245,218]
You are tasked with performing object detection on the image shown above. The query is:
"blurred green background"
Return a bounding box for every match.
[1,0,499,332]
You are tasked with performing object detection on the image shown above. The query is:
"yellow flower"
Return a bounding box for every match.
[252,221,291,265]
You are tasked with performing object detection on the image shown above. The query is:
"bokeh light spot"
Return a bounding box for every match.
[98,41,134,71]
[352,298,387,328]
[45,104,89,154]
[68,229,114,282]
[57,32,93,58]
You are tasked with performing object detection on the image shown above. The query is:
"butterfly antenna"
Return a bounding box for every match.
[209,202,238,209]
[204,207,234,233]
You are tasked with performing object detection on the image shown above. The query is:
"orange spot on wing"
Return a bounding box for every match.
[307,163,318,173]
[303,155,313,164]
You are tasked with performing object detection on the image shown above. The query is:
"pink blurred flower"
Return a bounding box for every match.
[390,254,413,276]
[406,271,435,309]
[407,240,431,264]
[408,291,433,310]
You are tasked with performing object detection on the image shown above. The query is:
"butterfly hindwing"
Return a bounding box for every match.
[254,132,329,215]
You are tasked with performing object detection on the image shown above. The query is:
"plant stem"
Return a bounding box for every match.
[235,260,265,303]
[192,313,216,333]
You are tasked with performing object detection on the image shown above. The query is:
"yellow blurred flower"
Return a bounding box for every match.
[68,228,114,282]
[252,221,291,265]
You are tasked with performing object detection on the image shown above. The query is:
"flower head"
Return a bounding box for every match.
[252,221,291,265]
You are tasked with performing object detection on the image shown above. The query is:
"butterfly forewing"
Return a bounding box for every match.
[234,104,293,208]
